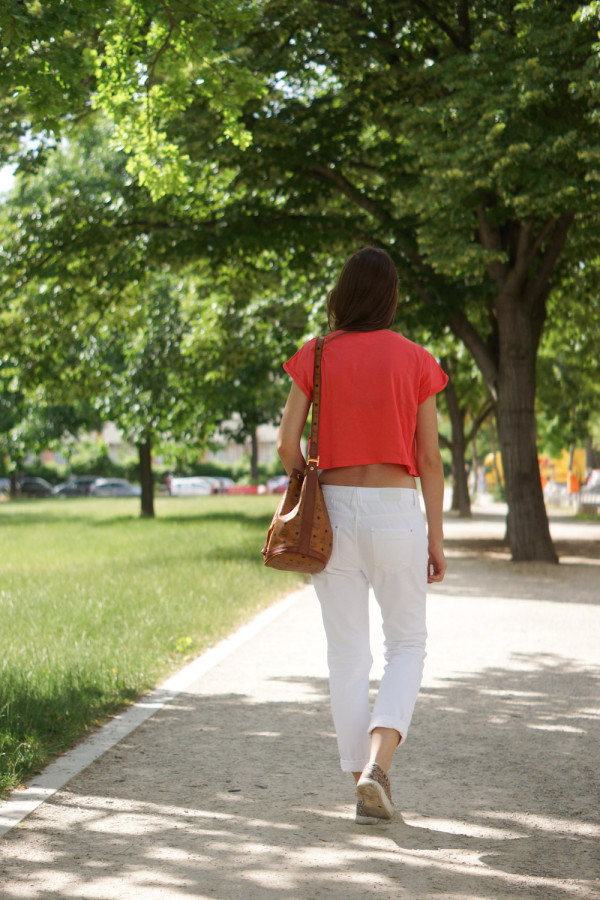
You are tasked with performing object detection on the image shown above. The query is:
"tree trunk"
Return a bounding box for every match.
[138,439,155,518]
[443,376,471,517]
[442,212,574,561]
[495,301,557,562]
[250,429,259,482]
[9,471,19,499]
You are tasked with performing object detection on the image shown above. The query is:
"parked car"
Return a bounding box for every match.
[52,475,101,497]
[168,476,213,497]
[200,476,236,494]
[89,478,141,497]
[18,476,53,497]
[543,480,568,506]
[0,477,10,494]
[586,469,600,489]
[267,474,289,494]
[214,476,235,492]
[576,470,600,513]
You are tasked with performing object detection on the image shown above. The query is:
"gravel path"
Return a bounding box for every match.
[1,505,599,899]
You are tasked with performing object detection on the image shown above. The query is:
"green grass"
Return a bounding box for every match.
[0,495,304,796]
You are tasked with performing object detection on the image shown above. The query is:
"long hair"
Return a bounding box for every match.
[327,247,398,332]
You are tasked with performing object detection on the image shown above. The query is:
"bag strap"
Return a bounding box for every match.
[297,336,324,555]
[307,336,325,469]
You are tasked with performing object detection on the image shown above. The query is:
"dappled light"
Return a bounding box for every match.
[1,2,600,894]
[1,566,598,898]
[1,658,598,898]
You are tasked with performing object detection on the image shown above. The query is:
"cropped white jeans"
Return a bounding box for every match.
[312,485,428,773]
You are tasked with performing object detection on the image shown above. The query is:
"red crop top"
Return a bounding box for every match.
[283,330,448,477]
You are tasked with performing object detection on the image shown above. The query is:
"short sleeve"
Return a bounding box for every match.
[283,339,316,401]
[418,351,448,404]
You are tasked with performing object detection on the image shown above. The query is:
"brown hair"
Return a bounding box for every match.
[327,247,398,332]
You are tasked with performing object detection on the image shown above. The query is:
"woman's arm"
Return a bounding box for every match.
[277,382,311,475]
[415,394,447,584]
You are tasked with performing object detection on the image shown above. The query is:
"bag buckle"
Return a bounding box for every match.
[307,456,320,469]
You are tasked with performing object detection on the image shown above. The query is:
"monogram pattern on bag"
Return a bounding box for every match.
[263,337,332,574]
[262,470,333,573]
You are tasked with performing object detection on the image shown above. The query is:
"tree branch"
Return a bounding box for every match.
[118,217,202,231]
[314,0,372,25]
[146,1,177,91]
[409,274,450,312]
[528,212,575,309]
[457,0,472,50]
[410,277,499,399]
[524,217,556,269]
[465,399,494,443]
[412,0,469,50]
[307,164,392,224]
[475,204,506,287]
[438,433,452,450]
[447,307,499,400]
[314,0,401,56]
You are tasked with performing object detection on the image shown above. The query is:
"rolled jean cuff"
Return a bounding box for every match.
[340,756,370,773]
[369,716,408,744]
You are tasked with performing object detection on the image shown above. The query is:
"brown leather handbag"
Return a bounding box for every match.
[262,337,333,574]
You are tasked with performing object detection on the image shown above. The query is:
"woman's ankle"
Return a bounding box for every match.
[369,727,401,773]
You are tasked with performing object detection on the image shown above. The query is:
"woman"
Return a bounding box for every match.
[277,247,447,824]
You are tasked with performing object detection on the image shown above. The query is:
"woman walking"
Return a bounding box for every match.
[277,247,447,824]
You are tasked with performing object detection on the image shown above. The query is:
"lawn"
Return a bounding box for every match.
[0,494,304,797]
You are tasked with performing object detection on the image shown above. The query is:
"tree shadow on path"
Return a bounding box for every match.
[1,654,598,900]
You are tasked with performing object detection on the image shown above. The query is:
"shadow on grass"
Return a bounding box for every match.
[158,509,276,525]
[0,504,277,530]
[1,654,598,899]
[81,511,277,531]
[0,500,140,528]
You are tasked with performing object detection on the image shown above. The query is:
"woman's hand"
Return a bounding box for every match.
[427,542,446,583]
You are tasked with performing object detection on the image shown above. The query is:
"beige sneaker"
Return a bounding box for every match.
[355,798,386,825]
[356,762,394,821]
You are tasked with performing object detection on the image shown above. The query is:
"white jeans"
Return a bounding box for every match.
[312,485,428,772]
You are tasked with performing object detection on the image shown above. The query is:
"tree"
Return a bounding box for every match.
[187,0,600,560]
[0,362,28,495]
[0,0,264,193]
[0,126,310,506]
[90,273,212,517]
[438,353,494,517]
[0,369,100,495]
[0,128,210,516]
[3,1,600,558]
[536,286,600,463]
[184,267,311,480]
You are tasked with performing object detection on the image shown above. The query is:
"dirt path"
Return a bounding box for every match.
[1,506,599,899]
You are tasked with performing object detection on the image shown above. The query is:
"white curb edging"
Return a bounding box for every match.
[0,587,308,838]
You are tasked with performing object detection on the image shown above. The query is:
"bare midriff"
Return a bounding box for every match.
[319,462,416,489]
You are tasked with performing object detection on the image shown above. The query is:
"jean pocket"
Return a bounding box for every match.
[371,527,415,572]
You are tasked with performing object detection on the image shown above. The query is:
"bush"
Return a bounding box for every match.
[492,484,506,502]
[69,441,117,478]
[182,460,240,479]
[20,461,66,485]
[231,454,285,485]
[69,440,140,483]
[160,454,285,485]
